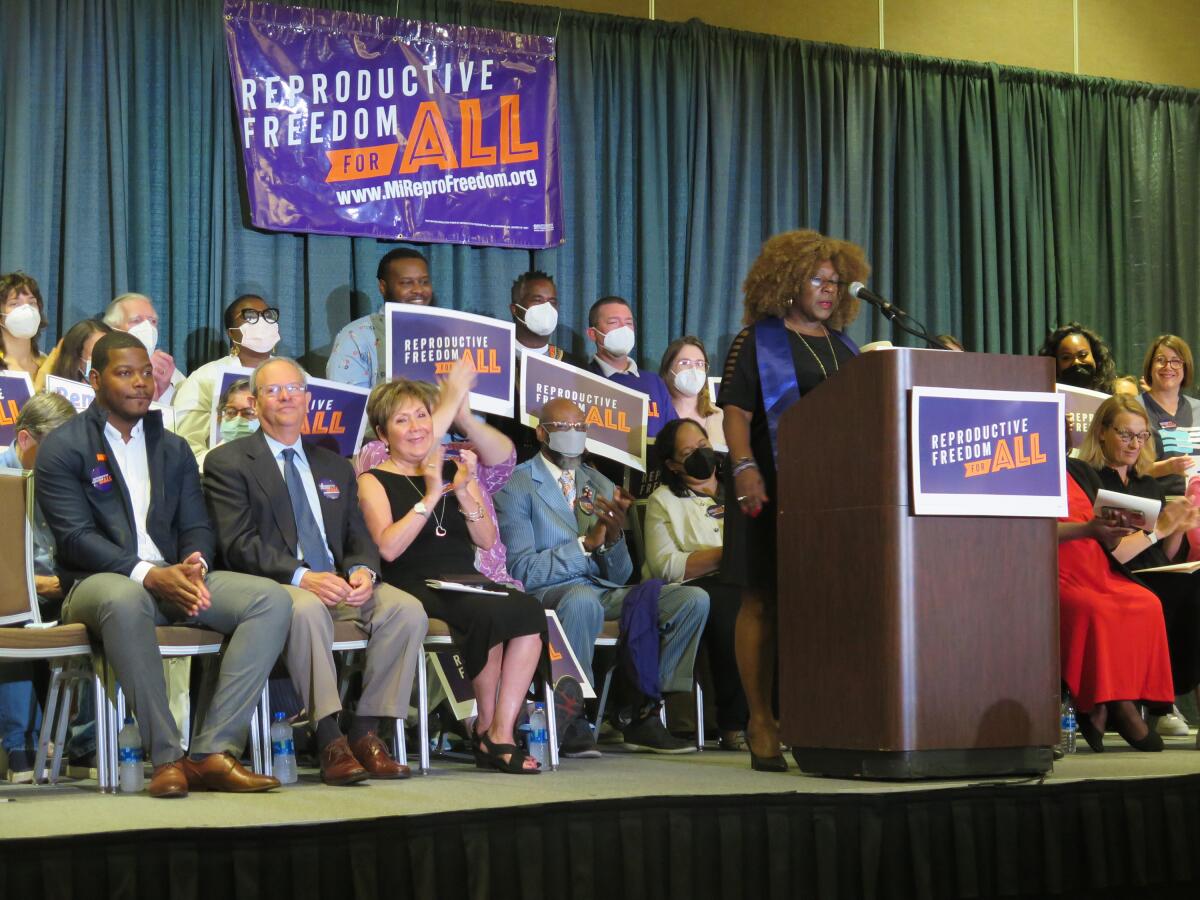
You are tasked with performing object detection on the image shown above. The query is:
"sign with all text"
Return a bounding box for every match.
[385,304,515,417]
[910,386,1066,516]
[521,352,648,471]
[222,0,563,248]
[0,372,33,447]
[209,368,369,457]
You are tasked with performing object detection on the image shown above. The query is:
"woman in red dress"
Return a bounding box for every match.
[1059,395,1185,752]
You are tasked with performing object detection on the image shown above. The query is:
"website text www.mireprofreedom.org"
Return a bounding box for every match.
[335,168,538,205]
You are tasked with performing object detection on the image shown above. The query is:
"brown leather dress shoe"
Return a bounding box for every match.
[149,760,189,798]
[320,735,370,786]
[182,752,280,793]
[350,732,411,779]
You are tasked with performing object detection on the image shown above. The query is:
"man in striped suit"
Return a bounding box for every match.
[495,398,708,754]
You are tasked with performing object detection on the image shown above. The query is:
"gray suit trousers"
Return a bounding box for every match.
[64,570,293,767]
[283,584,427,724]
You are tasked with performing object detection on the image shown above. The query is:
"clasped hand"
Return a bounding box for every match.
[144,551,210,617]
[300,568,374,608]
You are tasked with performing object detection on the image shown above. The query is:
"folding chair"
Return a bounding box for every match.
[0,468,107,788]
[415,617,560,774]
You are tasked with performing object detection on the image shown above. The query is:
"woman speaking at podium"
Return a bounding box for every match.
[717,229,870,771]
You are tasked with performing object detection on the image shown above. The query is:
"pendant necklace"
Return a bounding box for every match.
[787,322,839,379]
[400,466,448,537]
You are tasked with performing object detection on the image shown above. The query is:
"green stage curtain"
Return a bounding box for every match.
[1,0,1198,375]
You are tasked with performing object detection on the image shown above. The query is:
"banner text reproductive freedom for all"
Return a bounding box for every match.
[223,1,563,248]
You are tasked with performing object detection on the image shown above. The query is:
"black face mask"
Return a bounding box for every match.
[1059,362,1097,388]
[682,446,718,480]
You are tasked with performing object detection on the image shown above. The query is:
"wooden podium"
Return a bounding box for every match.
[776,349,1059,778]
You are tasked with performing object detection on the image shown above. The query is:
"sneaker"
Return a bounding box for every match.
[1156,707,1191,737]
[560,717,602,759]
[5,748,37,784]
[620,714,697,754]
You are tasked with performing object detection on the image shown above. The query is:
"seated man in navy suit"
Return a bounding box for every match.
[35,332,292,798]
[495,398,708,755]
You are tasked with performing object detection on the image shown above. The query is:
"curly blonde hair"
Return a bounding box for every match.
[741,229,871,329]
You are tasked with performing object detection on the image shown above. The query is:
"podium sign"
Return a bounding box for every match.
[910,386,1066,517]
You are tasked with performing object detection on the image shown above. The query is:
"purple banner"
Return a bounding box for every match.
[222,1,563,248]
[0,372,33,447]
[910,387,1066,517]
[210,369,369,457]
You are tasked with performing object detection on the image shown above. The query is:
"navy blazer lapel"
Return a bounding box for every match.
[531,456,579,534]
[246,431,298,551]
[305,444,343,562]
[87,404,136,540]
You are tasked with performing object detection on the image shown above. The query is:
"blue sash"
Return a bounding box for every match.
[756,317,859,461]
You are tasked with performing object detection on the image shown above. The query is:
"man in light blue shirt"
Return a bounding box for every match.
[326,248,433,389]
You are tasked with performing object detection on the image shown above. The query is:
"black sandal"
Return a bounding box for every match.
[477,729,541,774]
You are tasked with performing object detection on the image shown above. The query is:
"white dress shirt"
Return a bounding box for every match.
[262,432,333,586]
[591,354,639,377]
[103,418,167,584]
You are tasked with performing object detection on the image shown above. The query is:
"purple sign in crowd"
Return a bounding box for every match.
[222,0,563,248]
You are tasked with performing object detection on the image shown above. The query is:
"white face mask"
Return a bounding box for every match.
[127,319,158,354]
[600,325,635,358]
[673,367,707,397]
[546,428,588,459]
[81,358,92,380]
[517,303,558,337]
[3,304,41,339]
[236,319,281,354]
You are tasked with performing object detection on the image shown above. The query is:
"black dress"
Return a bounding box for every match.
[1073,457,1200,695]
[370,465,547,680]
[717,323,855,590]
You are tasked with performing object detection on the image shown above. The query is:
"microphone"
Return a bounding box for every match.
[847,281,892,312]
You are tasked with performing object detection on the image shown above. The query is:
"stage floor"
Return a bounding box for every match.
[5,730,1200,840]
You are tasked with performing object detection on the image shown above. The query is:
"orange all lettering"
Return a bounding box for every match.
[0,400,19,426]
[397,95,539,174]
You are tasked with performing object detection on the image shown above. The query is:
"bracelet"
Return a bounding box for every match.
[460,506,486,522]
[731,457,758,477]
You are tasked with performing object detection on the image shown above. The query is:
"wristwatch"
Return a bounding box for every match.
[413,501,429,517]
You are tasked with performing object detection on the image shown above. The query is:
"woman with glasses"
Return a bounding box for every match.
[174,294,281,462]
[1137,335,1200,494]
[659,337,725,450]
[358,369,548,774]
[1065,394,1200,751]
[718,229,868,771]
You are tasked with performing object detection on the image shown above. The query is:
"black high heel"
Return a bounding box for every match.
[1077,713,1106,753]
[1118,725,1164,752]
[747,730,788,773]
[477,728,542,774]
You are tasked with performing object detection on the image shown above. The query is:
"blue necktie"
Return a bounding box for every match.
[282,448,332,573]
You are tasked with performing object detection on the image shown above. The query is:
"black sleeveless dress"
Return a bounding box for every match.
[370,466,547,679]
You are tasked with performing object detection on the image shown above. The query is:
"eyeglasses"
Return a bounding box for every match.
[1153,356,1184,371]
[240,308,280,325]
[1112,428,1152,445]
[807,277,843,290]
[671,358,707,371]
[258,382,305,398]
[542,421,586,432]
[221,407,258,421]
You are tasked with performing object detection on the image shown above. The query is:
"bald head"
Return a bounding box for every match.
[541,397,584,425]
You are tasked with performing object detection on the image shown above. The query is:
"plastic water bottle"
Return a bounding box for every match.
[1059,699,1077,755]
[270,712,298,784]
[118,716,144,793]
[528,703,549,768]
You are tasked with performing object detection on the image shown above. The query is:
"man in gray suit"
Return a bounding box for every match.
[204,357,427,786]
[495,398,709,754]
[35,332,292,798]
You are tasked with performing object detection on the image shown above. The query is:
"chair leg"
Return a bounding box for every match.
[34,665,63,785]
[417,651,431,775]
[396,716,407,767]
[694,681,705,752]
[593,668,614,740]
[254,682,272,777]
[108,665,123,790]
[92,660,111,793]
[50,675,76,783]
[543,679,559,772]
